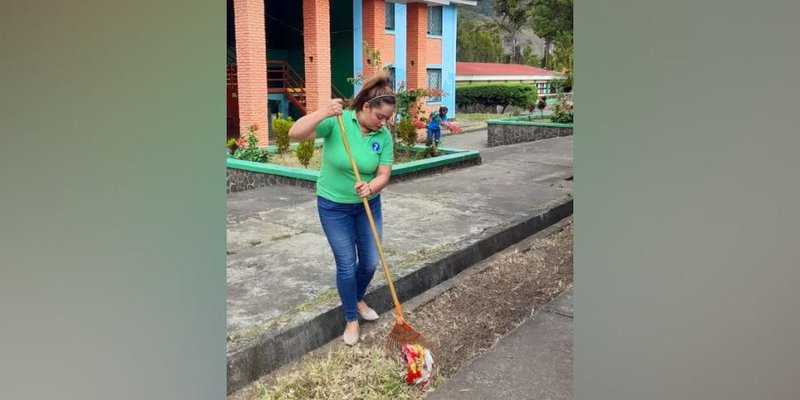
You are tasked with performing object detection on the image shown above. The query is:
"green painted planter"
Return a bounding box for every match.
[227,145,481,193]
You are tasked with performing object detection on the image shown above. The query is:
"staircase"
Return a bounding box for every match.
[227,59,350,136]
[267,61,307,114]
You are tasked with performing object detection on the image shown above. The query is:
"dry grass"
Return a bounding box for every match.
[270,232,299,241]
[395,244,456,272]
[267,148,428,169]
[269,149,323,170]
[255,346,425,400]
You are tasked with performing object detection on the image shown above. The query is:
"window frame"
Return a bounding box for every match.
[427,6,443,36]
[426,68,443,103]
[385,2,395,32]
[387,66,397,91]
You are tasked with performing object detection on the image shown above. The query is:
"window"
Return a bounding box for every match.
[427,6,442,36]
[385,3,395,31]
[537,82,548,95]
[388,67,396,90]
[427,68,442,102]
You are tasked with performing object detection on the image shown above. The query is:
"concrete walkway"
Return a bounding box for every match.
[427,286,573,400]
[226,129,573,392]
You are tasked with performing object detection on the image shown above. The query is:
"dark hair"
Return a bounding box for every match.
[439,106,448,115]
[349,73,396,111]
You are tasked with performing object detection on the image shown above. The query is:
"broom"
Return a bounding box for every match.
[335,115,435,357]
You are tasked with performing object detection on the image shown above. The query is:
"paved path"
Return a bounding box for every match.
[428,286,573,400]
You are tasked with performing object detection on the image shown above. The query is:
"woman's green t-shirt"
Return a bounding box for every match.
[315,110,394,204]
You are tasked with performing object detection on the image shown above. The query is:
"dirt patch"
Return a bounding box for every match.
[362,220,573,380]
[230,220,573,399]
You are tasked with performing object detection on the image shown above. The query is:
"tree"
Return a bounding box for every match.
[530,0,573,69]
[521,45,542,67]
[492,0,531,64]
[457,18,504,62]
[551,31,573,90]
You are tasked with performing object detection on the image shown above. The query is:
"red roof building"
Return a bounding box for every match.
[456,62,566,94]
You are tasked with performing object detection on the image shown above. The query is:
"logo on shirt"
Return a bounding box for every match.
[371,142,381,153]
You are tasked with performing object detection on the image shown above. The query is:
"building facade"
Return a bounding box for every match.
[456,62,566,96]
[227,0,475,143]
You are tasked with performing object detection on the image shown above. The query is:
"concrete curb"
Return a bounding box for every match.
[456,125,487,134]
[226,198,573,394]
[444,124,486,135]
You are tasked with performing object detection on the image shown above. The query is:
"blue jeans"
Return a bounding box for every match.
[427,127,441,143]
[317,195,382,322]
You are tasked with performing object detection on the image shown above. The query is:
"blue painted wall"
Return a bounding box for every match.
[393,3,407,90]
[441,5,457,117]
[268,94,289,118]
[350,1,455,113]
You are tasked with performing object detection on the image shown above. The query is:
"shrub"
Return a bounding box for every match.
[273,114,294,153]
[550,77,572,94]
[226,138,239,155]
[455,84,537,113]
[233,125,269,163]
[532,96,547,116]
[295,138,315,168]
[395,81,444,121]
[537,97,547,110]
[551,97,574,124]
[420,141,439,158]
[396,117,418,151]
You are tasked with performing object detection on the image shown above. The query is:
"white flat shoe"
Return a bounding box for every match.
[343,322,359,346]
[358,305,380,321]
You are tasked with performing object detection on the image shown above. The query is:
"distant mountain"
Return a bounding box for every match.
[473,0,496,17]
[459,6,492,22]
[458,0,548,58]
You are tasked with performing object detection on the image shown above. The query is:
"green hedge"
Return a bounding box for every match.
[455,84,537,113]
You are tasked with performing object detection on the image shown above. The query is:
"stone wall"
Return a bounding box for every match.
[487,123,573,147]
[226,169,316,193]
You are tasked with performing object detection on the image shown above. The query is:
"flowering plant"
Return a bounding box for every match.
[231,125,269,163]
[445,122,462,134]
[551,96,574,124]
[395,81,447,122]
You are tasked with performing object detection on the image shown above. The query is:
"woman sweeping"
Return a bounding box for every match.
[288,74,396,345]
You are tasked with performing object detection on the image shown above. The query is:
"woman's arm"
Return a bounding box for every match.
[355,165,392,198]
[288,99,343,141]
